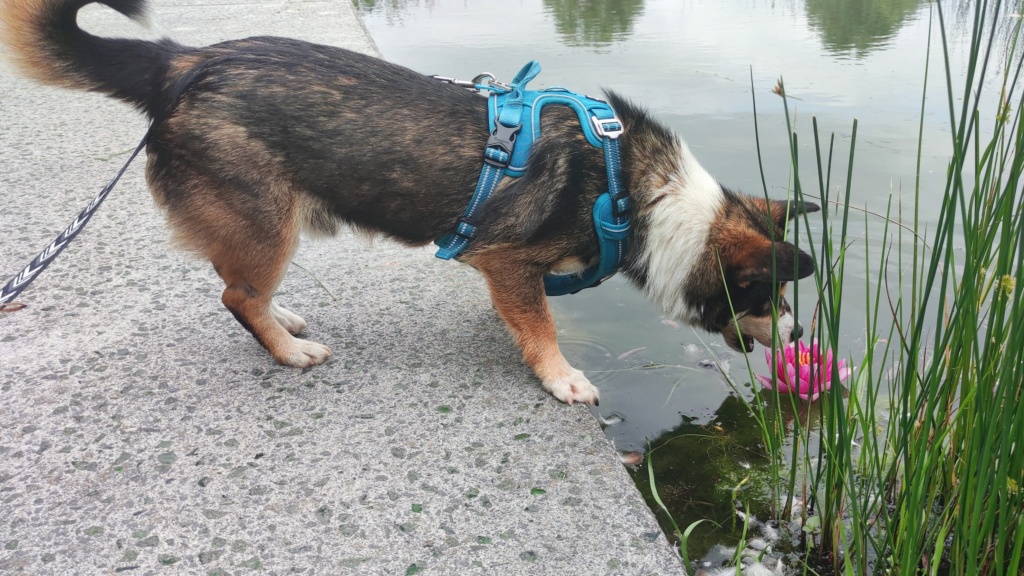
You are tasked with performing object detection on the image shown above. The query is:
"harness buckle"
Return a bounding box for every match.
[591,115,624,139]
[484,123,522,168]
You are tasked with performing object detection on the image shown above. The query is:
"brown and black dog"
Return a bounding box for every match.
[1,0,817,405]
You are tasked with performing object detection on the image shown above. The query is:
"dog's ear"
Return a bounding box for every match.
[729,238,815,284]
[758,199,821,227]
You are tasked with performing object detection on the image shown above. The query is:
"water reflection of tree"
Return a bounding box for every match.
[352,0,402,12]
[631,391,830,559]
[542,0,645,47]
[804,0,924,58]
[352,0,436,23]
[631,395,780,558]
[946,0,1024,66]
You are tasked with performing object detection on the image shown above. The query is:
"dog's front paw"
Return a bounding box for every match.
[543,368,600,406]
[276,338,332,368]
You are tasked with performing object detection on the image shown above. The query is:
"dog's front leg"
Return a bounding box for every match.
[472,253,599,406]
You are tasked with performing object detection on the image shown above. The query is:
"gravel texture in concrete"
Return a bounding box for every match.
[0,1,683,574]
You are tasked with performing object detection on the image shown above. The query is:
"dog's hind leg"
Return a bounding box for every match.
[207,215,331,367]
[470,251,599,406]
[161,179,330,367]
[146,115,329,366]
[213,243,331,368]
[270,301,308,335]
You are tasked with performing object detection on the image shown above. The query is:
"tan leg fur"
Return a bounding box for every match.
[471,250,599,405]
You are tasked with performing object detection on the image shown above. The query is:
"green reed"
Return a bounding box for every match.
[727,0,1024,574]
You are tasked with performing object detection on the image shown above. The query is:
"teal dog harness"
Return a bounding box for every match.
[433,61,631,296]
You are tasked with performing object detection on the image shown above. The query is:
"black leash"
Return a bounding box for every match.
[0,133,150,307]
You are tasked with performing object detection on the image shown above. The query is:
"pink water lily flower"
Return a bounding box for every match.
[756,340,851,401]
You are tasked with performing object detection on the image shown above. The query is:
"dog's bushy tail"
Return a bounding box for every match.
[1,0,182,114]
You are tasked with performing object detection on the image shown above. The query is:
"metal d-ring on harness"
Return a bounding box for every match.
[432,61,631,296]
[0,134,150,307]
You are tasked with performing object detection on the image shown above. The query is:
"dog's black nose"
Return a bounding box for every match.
[792,322,804,340]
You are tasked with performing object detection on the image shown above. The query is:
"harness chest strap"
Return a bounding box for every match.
[433,61,631,296]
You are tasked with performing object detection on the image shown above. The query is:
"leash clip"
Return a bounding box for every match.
[430,75,479,89]
[431,73,513,95]
[472,73,511,92]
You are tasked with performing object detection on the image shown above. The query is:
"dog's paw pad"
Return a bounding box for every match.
[278,339,332,368]
[544,369,600,406]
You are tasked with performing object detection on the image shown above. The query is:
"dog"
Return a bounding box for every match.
[1,0,817,406]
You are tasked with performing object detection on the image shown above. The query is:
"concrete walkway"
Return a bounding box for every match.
[0,1,682,574]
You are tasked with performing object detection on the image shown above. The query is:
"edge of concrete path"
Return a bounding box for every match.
[348,2,383,58]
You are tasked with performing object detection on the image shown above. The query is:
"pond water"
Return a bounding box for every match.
[356,0,1010,565]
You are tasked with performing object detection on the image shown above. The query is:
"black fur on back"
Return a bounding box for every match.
[143,36,491,244]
